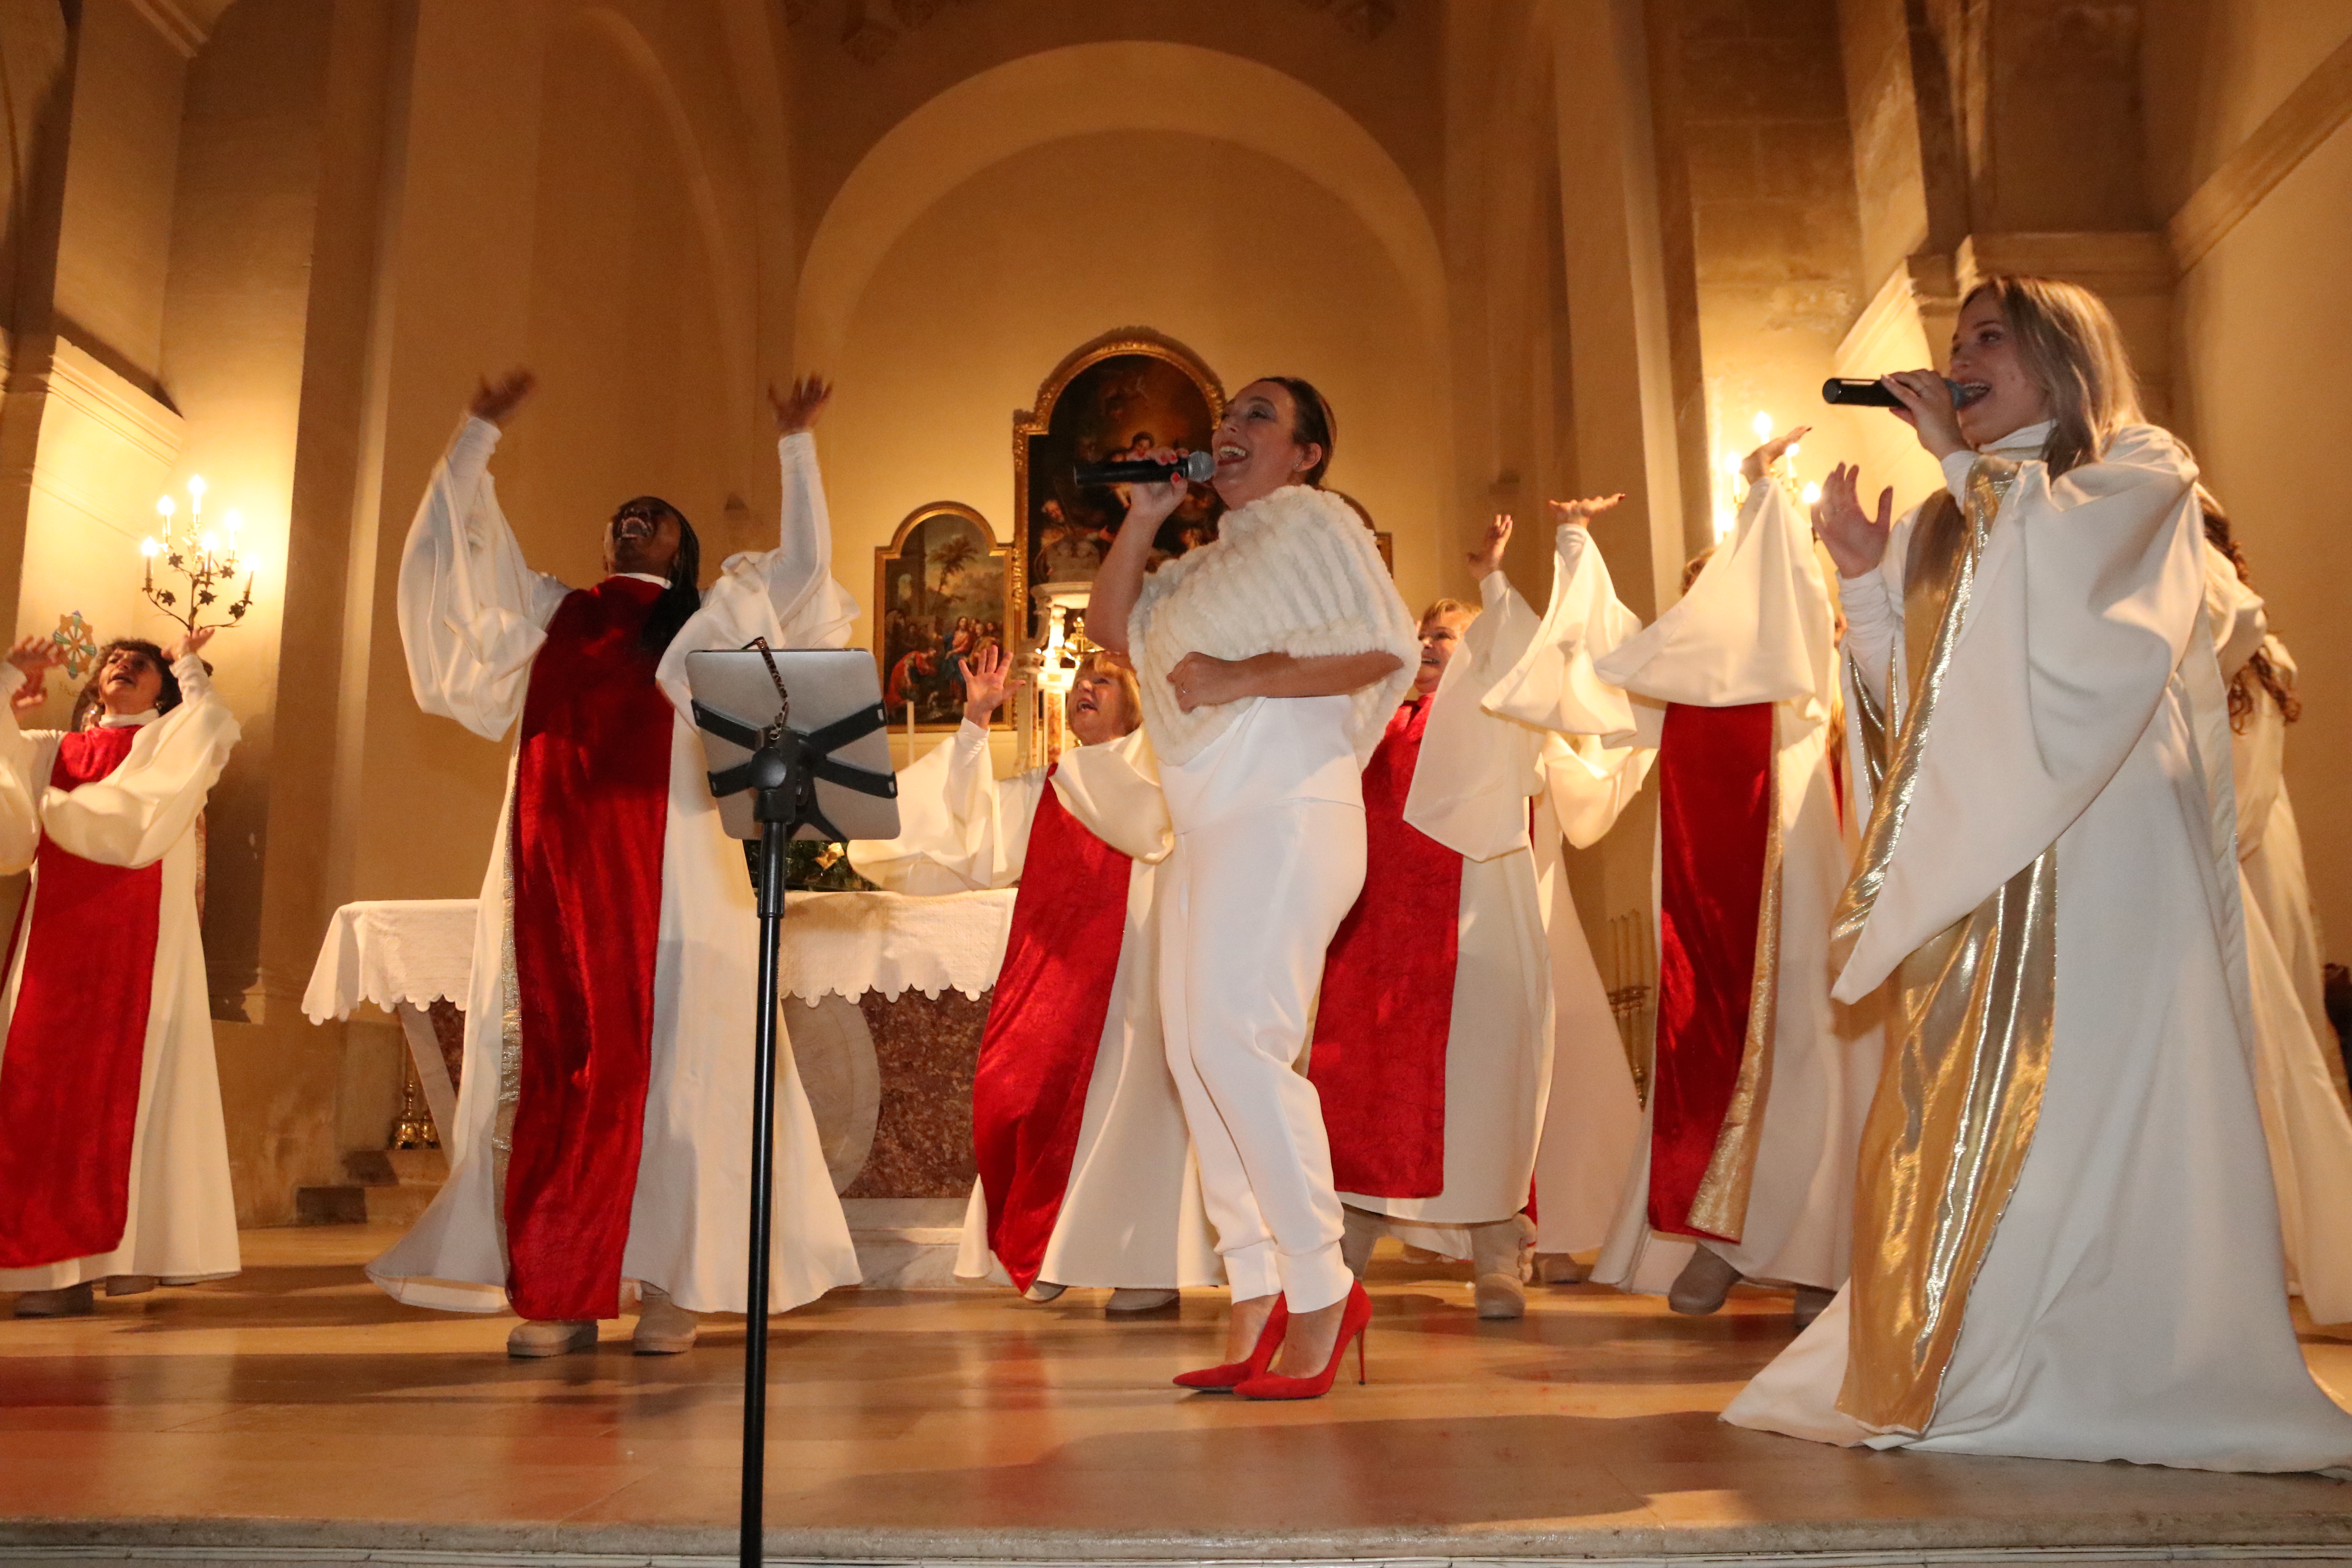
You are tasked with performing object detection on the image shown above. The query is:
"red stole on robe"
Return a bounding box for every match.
[972,778,1133,1292]
[1647,701,1774,1240]
[1308,696,1465,1199]
[0,727,165,1269]
[504,577,676,1322]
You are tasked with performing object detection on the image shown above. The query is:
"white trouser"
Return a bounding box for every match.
[1160,799,1365,1312]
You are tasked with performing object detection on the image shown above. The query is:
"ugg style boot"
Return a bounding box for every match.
[1470,1217,1531,1319]
[632,1285,698,1354]
[506,1319,597,1357]
[1668,1246,1741,1315]
[12,1283,94,1318]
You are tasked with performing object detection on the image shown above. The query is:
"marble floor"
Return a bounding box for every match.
[6,1225,2352,1566]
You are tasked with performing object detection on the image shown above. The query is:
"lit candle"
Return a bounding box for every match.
[1752,411,1775,441]
[156,495,175,546]
[140,535,159,592]
[186,474,205,522]
[1802,482,1822,507]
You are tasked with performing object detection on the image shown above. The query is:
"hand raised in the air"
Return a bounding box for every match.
[468,370,536,428]
[1810,462,1894,579]
[960,641,1020,726]
[770,375,834,436]
[1467,513,1512,579]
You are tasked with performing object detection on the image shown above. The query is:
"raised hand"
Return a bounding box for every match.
[1546,492,1627,532]
[1810,462,1895,579]
[10,678,42,716]
[172,624,217,662]
[770,375,834,436]
[1740,426,1811,485]
[1467,513,1512,579]
[6,635,60,679]
[960,641,1018,726]
[468,369,536,428]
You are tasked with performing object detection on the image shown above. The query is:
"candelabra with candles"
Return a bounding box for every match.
[142,475,255,634]
[1023,582,1098,766]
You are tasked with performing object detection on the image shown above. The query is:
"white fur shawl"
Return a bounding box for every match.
[1127,485,1418,766]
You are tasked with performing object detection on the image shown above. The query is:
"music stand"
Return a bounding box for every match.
[687,643,898,1568]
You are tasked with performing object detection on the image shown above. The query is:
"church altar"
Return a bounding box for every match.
[302,891,1017,1238]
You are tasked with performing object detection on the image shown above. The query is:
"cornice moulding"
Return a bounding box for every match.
[44,338,187,472]
[2170,30,2352,273]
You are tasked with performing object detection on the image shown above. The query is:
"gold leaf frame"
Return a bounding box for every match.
[871,500,1013,731]
[1011,329,1227,642]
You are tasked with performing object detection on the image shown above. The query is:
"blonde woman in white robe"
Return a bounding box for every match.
[0,630,240,1315]
[2200,499,2352,1327]
[848,648,1218,1310]
[1727,275,2352,1470]
[1091,376,1417,1397]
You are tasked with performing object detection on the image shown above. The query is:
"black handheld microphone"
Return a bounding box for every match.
[1073,450,1215,487]
[1822,377,1987,409]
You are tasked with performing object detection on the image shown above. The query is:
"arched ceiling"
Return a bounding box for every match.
[794,40,1446,369]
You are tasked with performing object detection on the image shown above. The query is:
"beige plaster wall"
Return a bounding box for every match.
[818,128,1445,674]
[2173,116,2352,945]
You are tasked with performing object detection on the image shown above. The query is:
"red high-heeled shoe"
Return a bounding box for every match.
[1234,1282,1370,1400]
[1173,1296,1288,1390]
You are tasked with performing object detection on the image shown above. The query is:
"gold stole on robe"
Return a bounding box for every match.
[1831,456,2060,1434]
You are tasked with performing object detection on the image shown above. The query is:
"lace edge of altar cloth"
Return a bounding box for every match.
[301,889,1017,1024]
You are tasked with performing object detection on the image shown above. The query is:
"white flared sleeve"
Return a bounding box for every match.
[1833,425,2206,1000]
[396,416,570,741]
[0,666,55,874]
[1542,732,1655,850]
[1593,477,1835,720]
[658,433,860,712]
[2203,543,2269,685]
[1403,568,1550,861]
[845,719,1038,893]
[40,655,240,869]
[1485,523,1650,745]
[1051,726,1173,865]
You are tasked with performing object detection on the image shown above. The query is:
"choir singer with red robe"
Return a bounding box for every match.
[369,371,863,1356]
[0,628,241,1317]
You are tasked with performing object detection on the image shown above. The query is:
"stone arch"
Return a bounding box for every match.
[795,40,1446,368]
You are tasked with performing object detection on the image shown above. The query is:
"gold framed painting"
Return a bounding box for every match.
[872,501,1012,730]
[1012,329,1226,639]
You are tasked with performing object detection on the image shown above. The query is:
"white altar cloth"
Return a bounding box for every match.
[304,889,1019,1025]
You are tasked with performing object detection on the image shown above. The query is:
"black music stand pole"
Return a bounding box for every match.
[740,800,788,1568]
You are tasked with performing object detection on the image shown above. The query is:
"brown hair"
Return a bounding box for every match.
[1960,275,2143,477]
[69,639,183,731]
[1256,376,1336,486]
[2198,486,2300,731]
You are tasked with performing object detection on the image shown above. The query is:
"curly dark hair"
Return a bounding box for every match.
[69,639,183,731]
[2200,490,2299,732]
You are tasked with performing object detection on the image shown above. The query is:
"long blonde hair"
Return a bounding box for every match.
[1963,275,2143,476]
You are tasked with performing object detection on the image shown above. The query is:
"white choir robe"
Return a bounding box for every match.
[1486,522,1657,1257]
[0,655,241,1291]
[848,720,1220,1290]
[1332,568,1559,1258]
[2206,556,2352,1325]
[1727,423,2352,1471]
[370,417,861,1316]
[1513,483,1882,1296]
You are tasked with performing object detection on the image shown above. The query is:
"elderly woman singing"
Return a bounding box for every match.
[1089,377,1417,1400]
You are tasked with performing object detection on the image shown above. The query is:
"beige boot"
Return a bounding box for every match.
[1668,1246,1741,1315]
[1532,1252,1591,1285]
[1469,1219,1530,1319]
[1341,1205,1385,1279]
[1105,1288,1178,1314]
[632,1287,698,1355]
[506,1318,597,1357]
[104,1275,157,1298]
[13,1283,94,1318]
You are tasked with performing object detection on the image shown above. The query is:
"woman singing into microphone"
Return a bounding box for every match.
[1090,378,1417,1399]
